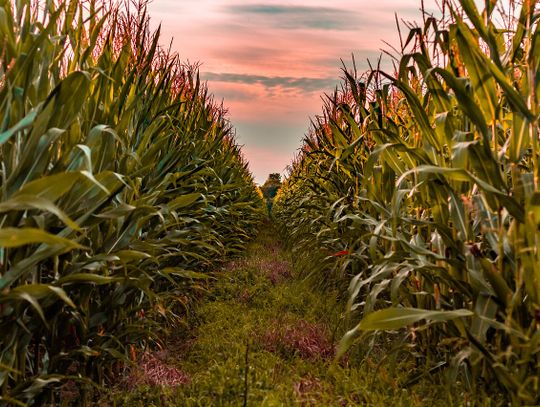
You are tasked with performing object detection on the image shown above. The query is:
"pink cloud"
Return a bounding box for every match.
[208,80,325,123]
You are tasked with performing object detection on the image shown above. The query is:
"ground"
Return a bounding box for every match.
[100,223,475,406]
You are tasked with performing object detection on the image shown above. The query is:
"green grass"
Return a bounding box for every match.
[101,223,491,406]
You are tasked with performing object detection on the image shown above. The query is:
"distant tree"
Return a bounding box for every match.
[260,173,282,215]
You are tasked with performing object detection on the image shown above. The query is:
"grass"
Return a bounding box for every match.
[99,222,492,406]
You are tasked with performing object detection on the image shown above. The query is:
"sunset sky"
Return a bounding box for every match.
[147,0,442,184]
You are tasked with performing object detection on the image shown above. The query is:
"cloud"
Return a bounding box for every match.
[203,72,338,93]
[226,4,361,31]
[209,46,282,63]
[147,0,452,183]
[207,80,325,123]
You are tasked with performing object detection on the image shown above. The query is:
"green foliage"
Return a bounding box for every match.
[274,0,540,403]
[0,0,263,404]
[260,173,282,215]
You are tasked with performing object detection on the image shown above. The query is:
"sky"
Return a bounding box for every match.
[147,0,443,184]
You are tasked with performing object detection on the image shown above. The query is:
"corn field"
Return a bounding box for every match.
[274,0,540,404]
[0,0,263,404]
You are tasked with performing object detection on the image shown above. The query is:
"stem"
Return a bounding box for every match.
[525,1,538,190]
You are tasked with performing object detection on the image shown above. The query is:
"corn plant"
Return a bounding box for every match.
[0,0,263,404]
[274,0,540,403]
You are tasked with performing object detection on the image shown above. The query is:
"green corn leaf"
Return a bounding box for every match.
[113,250,152,262]
[6,290,47,325]
[354,307,473,331]
[13,172,82,201]
[7,284,76,308]
[0,194,80,230]
[0,109,38,146]
[0,228,84,249]
[168,193,202,210]
[57,273,121,286]
[338,308,474,359]
[510,112,530,163]
[454,27,498,124]
[428,67,489,138]
[397,165,523,221]
[392,79,442,152]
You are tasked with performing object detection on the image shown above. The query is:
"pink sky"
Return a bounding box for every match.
[147,0,443,184]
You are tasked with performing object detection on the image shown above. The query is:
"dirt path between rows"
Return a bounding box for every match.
[102,224,430,406]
